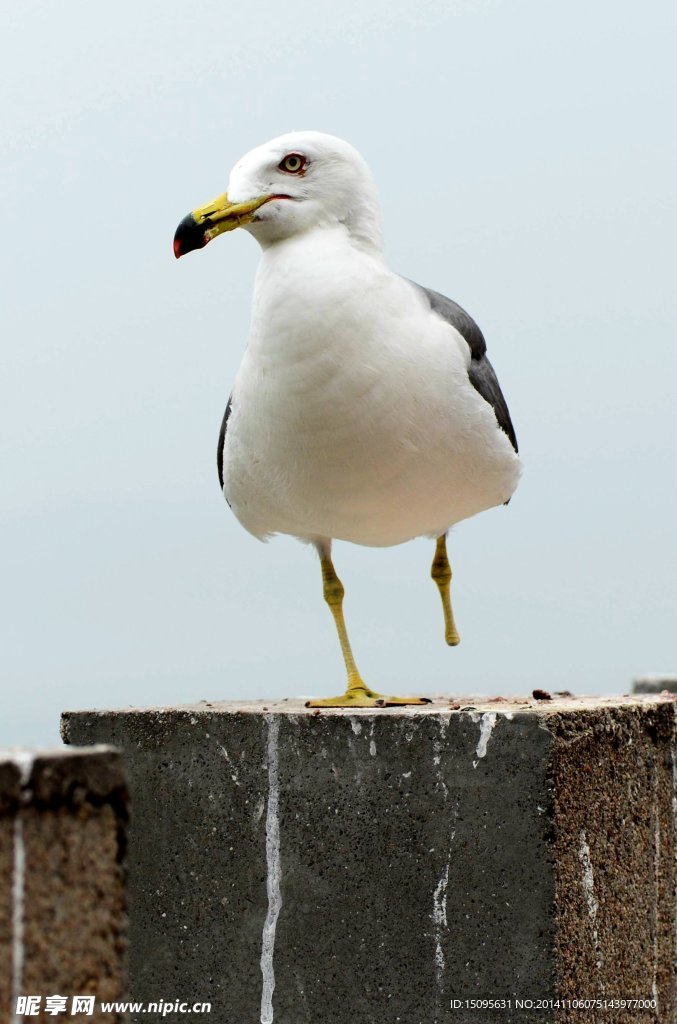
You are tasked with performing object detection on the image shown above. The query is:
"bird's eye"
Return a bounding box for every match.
[279,153,306,174]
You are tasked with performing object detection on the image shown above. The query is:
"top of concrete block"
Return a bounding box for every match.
[0,745,127,813]
[60,692,676,729]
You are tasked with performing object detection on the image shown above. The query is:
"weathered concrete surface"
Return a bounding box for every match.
[634,675,677,694]
[62,696,677,1024]
[0,747,128,1024]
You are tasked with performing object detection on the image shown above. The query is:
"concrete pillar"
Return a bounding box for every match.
[62,697,676,1024]
[0,748,128,1023]
[634,675,677,695]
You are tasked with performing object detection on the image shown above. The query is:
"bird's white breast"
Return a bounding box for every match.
[222,227,521,546]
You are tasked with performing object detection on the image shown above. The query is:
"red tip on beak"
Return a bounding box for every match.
[173,212,208,259]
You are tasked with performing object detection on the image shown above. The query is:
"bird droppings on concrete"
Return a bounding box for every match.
[431,719,450,802]
[404,723,417,743]
[577,830,602,981]
[253,796,265,825]
[217,744,241,787]
[9,753,33,1024]
[471,711,498,767]
[432,861,449,980]
[432,716,450,768]
[260,716,282,1024]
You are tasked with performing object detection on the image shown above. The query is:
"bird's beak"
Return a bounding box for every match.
[173,192,271,258]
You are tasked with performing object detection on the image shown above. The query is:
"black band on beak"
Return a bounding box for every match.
[173,213,207,259]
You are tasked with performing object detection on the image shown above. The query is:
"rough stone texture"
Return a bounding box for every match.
[551,703,676,1023]
[0,747,129,1024]
[634,675,677,694]
[0,774,13,1024]
[62,696,677,1024]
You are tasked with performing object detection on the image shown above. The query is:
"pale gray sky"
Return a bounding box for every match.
[1,0,676,746]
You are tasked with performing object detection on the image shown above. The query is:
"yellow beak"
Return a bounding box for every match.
[173,192,271,258]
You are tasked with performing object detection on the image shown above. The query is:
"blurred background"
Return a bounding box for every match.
[1,0,675,747]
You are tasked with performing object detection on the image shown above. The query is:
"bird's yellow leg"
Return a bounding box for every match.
[431,535,461,646]
[305,552,431,708]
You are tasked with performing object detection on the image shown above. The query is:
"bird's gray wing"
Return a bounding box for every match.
[217,394,232,493]
[411,282,518,454]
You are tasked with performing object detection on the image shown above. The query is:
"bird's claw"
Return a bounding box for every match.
[305,688,431,709]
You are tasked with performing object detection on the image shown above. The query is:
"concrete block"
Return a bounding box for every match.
[634,675,677,694]
[62,697,677,1024]
[0,748,128,1023]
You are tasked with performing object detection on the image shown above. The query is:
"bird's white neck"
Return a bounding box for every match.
[262,221,383,260]
[248,192,384,259]
[247,224,388,365]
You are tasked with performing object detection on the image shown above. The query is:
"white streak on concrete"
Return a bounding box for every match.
[369,719,376,757]
[350,719,362,736]
[432,863,449,977]
[11,753,33,1024]
[433,714,451,767]
[578,830,603,984]
[472,713,497,768]
[432,716,448,794]
[13,753,33,786]
[11,817,26,1024]
[260,717,282,1024]
[431,708,457,986]
[218,744,240,786]
[253,796,265,824]
[432,808,457,988]
[578,832,598,920]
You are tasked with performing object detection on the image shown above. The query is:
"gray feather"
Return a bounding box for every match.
[413,282,518,454]
[217,394,232,494]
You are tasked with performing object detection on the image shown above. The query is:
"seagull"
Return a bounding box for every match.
[174,131,521,708]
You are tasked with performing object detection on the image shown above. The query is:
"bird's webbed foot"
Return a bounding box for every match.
[305,676,431,709]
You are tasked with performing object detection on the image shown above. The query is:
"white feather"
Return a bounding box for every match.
[219,132,521,547]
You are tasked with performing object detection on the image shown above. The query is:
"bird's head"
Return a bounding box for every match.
[173,130,383,257]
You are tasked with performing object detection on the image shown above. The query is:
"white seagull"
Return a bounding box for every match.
[174,131,521,707]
